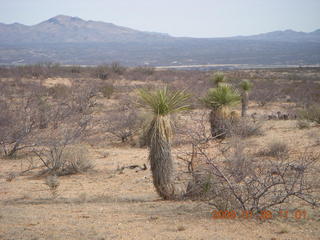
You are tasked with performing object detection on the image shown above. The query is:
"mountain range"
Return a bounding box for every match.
[0,15,171,44]
[0,15,319,66]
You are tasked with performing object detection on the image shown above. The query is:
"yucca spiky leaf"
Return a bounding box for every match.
[240,80,253,92]
[202,84,240,109]
[138,87,191,143]
[138,87,191,116]
[210,72,227,86]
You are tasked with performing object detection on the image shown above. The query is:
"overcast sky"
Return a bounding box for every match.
[1,0,319,37]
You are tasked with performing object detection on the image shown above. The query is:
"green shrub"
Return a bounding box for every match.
[100,84,114,99]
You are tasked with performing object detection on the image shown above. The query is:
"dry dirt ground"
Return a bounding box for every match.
[1,116,320,240]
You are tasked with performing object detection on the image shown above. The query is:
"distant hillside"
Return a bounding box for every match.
[0,15,171,43]
[0,15,319,66]
[235,29,320,42]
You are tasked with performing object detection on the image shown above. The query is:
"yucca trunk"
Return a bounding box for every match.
[148,116,175,199]
[241,91,249,117]
[209,107,229,139]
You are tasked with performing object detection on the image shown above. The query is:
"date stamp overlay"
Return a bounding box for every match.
[211,209,308,220]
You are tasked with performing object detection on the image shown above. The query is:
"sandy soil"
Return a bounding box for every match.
[43,78,72,87]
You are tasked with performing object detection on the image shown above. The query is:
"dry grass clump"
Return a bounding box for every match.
[36,145,94,176]
[45,175,60,199]
[258,140,289,158]
[296,119,311,129]
[63,145,94,174]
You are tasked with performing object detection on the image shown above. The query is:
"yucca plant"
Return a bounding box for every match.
[203,84,240,138]
[239,80,253,117]
[138,87,190,199]
[210,72,227,87]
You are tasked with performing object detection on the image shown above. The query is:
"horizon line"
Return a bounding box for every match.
[0,14,319,39]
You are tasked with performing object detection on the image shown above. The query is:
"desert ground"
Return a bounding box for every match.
[0,65,320,240]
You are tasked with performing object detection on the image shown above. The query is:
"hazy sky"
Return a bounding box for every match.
[1,0,319,37]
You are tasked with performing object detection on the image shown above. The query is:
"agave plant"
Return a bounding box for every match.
[203,84,240,138]
[239,80,253,117]
[138,87,190,199]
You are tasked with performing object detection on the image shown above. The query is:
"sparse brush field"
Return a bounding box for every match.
[1,65,320,240]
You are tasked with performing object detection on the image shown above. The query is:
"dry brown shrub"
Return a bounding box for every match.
[35,144,93,176]
[182,128,319,212]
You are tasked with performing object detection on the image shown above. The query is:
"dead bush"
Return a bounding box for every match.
[110,62,126,75]
[227,118,263,138]
[103,104,142,143]
[250,82,281,107]
[0,78,95,159]
[95,65,110,80]
[32,100,94,176]
[35,144,93,176]
[0,95,43,157]
[186,170,239,210]
[70,65,81,74]
[298,105,320,124]
[48,84,70,99]
[184,139,320,213]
